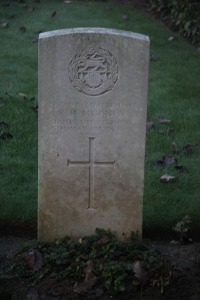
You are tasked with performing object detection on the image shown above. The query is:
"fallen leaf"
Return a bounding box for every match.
[51,11,57,18]
[172,141,179,153]
[150,53,158,61]
[0,122,9,129]
[31,105,38,113]
[78,237,84,244]
[0,132,13,140]
[73,278,97,295]
[146,121,154,129]
[64,0,71,3]
[25,250,43,272]
[97,234,110,245]
[155,155,177,167]
[19,92,27,99]
[133,261,146,286]
[168,36,175,41]
[181,144,197,154]
[19,26,26,33]
[154,160,165,168]
[158,118,171,124]
[87,288,104,299]
[170,240,179,245]
[175,165,189,173]
[158,128,175,135]
[85,260,96,282]
[122,15,129,21]
[162,155,177,165]
[160,174,175,182]
[74,259,97,295]
[25,287,39,300]
[1,22,9,28]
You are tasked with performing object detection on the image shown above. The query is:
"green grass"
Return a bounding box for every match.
[0,0,200,235]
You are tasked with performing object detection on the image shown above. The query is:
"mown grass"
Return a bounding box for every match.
[0,0,200,236]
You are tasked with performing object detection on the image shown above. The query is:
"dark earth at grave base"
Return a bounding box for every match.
[0,233,200,300]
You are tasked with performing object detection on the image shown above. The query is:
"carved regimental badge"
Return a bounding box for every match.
[68,48,118,96]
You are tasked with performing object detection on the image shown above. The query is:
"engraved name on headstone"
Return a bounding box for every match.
[38,28,149,241]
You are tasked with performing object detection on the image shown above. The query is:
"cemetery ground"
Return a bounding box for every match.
[0,0,200,299]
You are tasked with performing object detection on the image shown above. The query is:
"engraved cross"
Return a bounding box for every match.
[67,137,115,209]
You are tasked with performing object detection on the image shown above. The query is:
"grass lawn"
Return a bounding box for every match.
[0,0,200,237]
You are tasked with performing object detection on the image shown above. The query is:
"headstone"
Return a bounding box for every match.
[38,28,149,241]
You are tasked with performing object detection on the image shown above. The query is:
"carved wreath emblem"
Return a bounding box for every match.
[68,48,118,96]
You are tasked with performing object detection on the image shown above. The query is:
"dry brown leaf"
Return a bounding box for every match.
[25,287,39,300]
[25,250,43,272]
[78,237,84,244]
[158,118,171,124]
[0,122,9,129]
[172,141,179,152]
[74,278,97,295]
[175,165,189,173]
[133,261,146,285]
[181,144,197,154]
[19,92,27,98]
[162,155,177,165]
[146,121,154,129]
[1,22,9,28]
[30,105,38,113]
[160,174,175,182]
[122,15,129,21]
[97,234,110,245]
[85,260,96,282]
[158,128,175,135]
[0,133,13,140]
[74,260,97,296]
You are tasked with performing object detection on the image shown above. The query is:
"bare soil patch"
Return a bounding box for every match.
[0,235,200,300]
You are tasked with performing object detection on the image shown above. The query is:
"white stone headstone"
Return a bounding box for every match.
[38,28,149,241]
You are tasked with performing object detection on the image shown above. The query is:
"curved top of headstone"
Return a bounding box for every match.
[39,27,149,42]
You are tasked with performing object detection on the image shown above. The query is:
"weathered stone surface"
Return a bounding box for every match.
[38,28,149,241]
